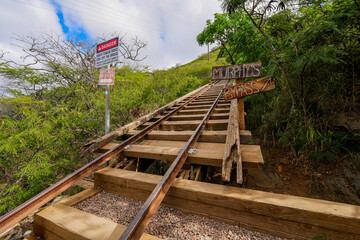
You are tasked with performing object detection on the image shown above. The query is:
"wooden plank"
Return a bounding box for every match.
[170,104,230,110]
[126,130,252,144]
[98,143,263,169]
[223,77,275,101]
[80,83,211,155]
[179,100,230,106]
[97,179,359,240]
[237,78,246,130]
[174,109,229,115]
[33,203,159,240]
[123,159,137,170]
[194,166,201,181]
[140,119,228,131]
[139,140,224,151]
[222,99,237,182]
[154,113,229,121]
[95,169,360,240]
[235,116,243,184]
[212,62,261,80]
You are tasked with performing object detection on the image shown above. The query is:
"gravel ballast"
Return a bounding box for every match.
[74,191,288,240]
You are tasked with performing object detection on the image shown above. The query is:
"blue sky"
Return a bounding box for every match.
[50,0,89,41]
[0,0,221,70]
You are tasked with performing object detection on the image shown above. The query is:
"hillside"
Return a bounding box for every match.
[0,50,227,215]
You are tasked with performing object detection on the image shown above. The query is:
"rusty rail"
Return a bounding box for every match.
[118,81,229,240]
[0,81,218,234]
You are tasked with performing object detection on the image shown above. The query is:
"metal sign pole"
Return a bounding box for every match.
[105,64,110,135]
[104,65,110,166]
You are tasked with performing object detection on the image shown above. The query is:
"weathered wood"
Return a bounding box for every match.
[33,203,159,240]
[126,130,253,144]
[123,159,137,171]
[174,109,229,115]
[212,62,261,80]
[170,104,230,110]
[154,113,229,121]
[95,169,360,240]
[97,143,263,169]
[237,78,246,130]
[235,116,243,184]
[140,119,228,131]
[194,166,201,181]
[222,99,238,182]
[80,83,211,155]
[223,77,275,101]
[179,100,230,106]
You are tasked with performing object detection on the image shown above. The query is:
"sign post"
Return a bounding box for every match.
[236,78,245,130]
[105,66,110,135]
[96,38,119,166]
[96,37,119,136]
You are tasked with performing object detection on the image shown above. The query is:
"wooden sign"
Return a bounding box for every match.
[212,62,261,80]
[222,77,275,100]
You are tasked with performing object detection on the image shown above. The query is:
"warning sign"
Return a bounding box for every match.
[99,68,115,85]
[96,37,119,68]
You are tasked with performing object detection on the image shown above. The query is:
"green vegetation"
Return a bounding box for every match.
[198,0,359,163]
[0,0,359,217]
[0,47,226,215]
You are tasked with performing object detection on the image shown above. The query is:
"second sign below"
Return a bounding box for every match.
[222,77,275,100]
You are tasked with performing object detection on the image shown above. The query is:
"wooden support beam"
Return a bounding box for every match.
[153,113,229,121]
[173,109,229,115]
[33,203,160,240]
[179,100,230,106]
[95,169,360,240]
[123,159,137,171]
[97,143,263,170]
[170,104,230,110]
[237,78,246,130]
[126,130,253,144]
[139,119,228,131]
[222,99,242,182]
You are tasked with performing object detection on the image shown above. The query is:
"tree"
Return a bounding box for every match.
[197,13,266,65]
[221,0,298,109]
[0,32,147,95]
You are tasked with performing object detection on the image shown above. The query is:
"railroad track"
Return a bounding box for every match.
[1,80,360,240]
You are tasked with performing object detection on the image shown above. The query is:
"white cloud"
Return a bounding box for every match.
[0,0,221,73]
[0,0,63,91]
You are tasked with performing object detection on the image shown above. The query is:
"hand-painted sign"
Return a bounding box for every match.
[99,68,115,85]
[96,37,119,68]
[212,62,261,80]
[222,77,275,100]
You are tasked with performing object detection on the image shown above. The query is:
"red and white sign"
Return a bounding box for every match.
[97,38,118,53]
[96,37,119,68]
[99,68,115,85]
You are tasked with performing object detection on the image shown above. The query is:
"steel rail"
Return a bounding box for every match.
[118,80,229,240]
[0,80,219,234]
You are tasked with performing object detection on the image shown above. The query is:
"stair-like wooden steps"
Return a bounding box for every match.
[94,168,360,240]
[178,100,230,106]
[139,119,228,131]
[98,142,263,169]
[152,113,229,121]
[125,130,252,143]
[173,109,229,115]
[170,103,230,110]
